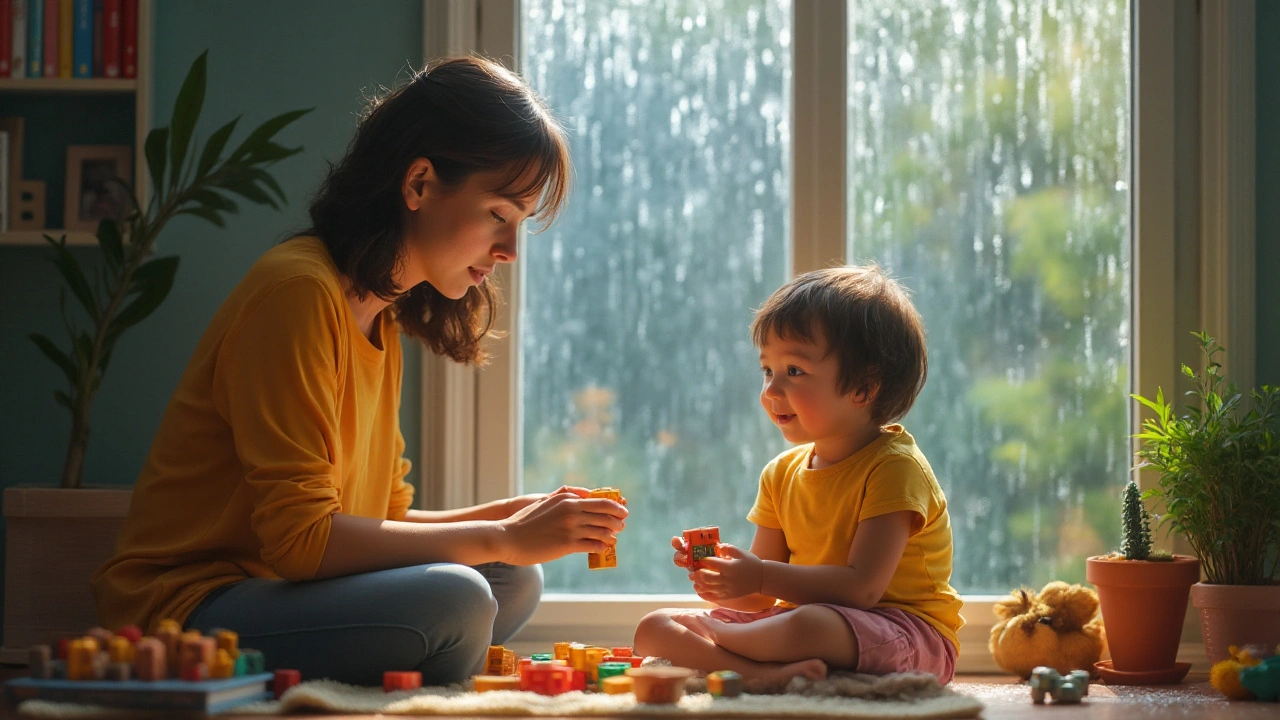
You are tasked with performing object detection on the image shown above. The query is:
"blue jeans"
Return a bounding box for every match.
[185,563,543,686]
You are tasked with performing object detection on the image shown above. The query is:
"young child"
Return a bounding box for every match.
[633,265,963,685]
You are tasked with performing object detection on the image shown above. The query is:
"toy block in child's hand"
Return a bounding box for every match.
[587,488,625,570]
[383,671,422,692]
[682,526,721,569]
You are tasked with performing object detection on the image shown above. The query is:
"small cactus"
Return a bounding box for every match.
[1121,480,1152,560]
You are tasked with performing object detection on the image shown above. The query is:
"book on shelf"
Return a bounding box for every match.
[1,0,12,76]
[90,0,99,77]
[40,0,56,77]
[100,0,116,77]
[71,0,88,77]
[25,0,39,77]
[58,0,71,77]
[1,129,9,232]
[10,0,26,79]
[120,0,132,78]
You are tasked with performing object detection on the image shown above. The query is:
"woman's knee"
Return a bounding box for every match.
[419,564,498,633]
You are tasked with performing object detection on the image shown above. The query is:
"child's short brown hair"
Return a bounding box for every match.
[751,265,927,426]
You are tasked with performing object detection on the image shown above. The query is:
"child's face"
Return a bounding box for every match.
[758,331,875,453]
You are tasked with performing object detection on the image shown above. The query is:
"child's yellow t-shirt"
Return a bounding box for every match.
[748,425,964,650]
[91,237,414,633]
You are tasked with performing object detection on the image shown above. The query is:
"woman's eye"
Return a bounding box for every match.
[491,211,507,224]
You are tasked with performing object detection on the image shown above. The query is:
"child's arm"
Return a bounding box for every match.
[675,526,789,612]
[696,511,915,609]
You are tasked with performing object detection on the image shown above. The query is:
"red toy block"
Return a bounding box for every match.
[114,625,143,644]
[572,669,586,691]
[383,671,422,692]
[273,669,301,699]
[180,662,209,682]
[683,526,721,569]
[603,654,645,668]
[609,646,633,657]
[518,662,575,695]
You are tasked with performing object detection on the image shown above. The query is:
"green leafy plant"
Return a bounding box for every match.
[1132,332,1280,584]
[29,51,311,489]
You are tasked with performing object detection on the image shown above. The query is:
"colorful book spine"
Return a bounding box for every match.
[58,0,72,76]
[11,0,27,78]
[26,0,41,77]
[120,0,134,78]
[0,0,12,77]
[41,0,57,77]
[71,0,89,77]
[100,0,117,77]
[91,0,100,76]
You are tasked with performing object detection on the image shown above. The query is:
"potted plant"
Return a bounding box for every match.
[2,51,310,662]
[1086,480,1200,684]
[1128,332,1280,665]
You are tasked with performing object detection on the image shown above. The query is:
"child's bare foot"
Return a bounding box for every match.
[671,612,719,642]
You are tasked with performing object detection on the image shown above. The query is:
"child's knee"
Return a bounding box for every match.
[633,609,681,653]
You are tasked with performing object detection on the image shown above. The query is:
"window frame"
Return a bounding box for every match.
[419,0,1255,670]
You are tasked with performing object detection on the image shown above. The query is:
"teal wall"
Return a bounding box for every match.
[0,1,423,636]
[1259,1,1280,388]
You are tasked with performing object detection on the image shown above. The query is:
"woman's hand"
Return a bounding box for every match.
[689,544,763,602]
[497,486,628,565]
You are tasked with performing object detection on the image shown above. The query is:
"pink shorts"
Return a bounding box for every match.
[709,605,957,684]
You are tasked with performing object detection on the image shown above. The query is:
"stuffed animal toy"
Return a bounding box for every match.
[989,581,1107,679]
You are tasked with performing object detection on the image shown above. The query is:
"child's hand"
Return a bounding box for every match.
[690,544,764,601]
[670,536,691,569]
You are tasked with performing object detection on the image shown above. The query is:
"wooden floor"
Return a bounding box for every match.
[1,668,1276,719]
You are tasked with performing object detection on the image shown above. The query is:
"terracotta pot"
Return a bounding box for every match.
[1085,555,1200,673]
[1190,583,1280,665]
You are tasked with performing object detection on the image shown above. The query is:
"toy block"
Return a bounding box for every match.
[180,663,209,682]
[584,647,609,680]
[215,630,239,659]
[503,648,518,675]
[1067,670,1090,696]
[67,639,96,681]
[107,637,135,664]
[273,669,301,699]
[627,666,695,704]
[241,649,265,675]
[114,625,143,644]
[1029,666,1088,705]
[105,662,132,682]
[707,670,743,698]
[683,526,720,569]
[610,646,633,657]
[473,674,521,692]
[86,627,114,648]
[531,653,553,662]
[233,654,248,677]
[571,669,587,692]
[178,635,215,677]
[155,624,181,675]
[28,646,52,680]
[603,654,645,668]
[596,662,631,681]
[383,671,422,692]
[568,644,587,672]
[56,638,71,661]
[601,675,633,694]
[518,662,575,695]
[210,650,235,679]
[519,657,532,671]
[553,642,572,661]
[485,645,506,675]
[133,639,166,682]
[587,488,623,569]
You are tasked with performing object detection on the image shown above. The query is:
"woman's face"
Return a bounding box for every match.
[400,162,538,299]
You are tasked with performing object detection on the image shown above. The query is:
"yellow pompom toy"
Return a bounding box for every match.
[1210,646,1261,701]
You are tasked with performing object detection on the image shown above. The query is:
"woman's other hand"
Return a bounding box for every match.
[498,487,627,565]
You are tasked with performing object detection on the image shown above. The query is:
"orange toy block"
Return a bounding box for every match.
[66,639,97,681]
[553,642,572,661]
[273,669,302,699]
[473,674,521,692]
[215,630,239,659]
[519,662,575,695]
[609,646,633,657]
[503,648,517,675]
[601,675,634,694]
[107,636,135,664]
[484,645,515,675]
[587,488,624,569]
[209,649,236,679]
[383,671,422,692]
[683,526,720,569]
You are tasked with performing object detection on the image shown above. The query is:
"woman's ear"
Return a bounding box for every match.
[402,157,437,211]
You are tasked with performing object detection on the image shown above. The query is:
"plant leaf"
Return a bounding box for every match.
[29,333,78,386]
[111,256,180,332]
[44,236,99,321]
[96,219,125,269]
[169,51,208,189]
[244,167,288,205]
[195,116,240,180]
[228,108,312,163]
[176,206,226,227]
[145,126,169,195]
[189,189,238,213]
[218,174,275,207]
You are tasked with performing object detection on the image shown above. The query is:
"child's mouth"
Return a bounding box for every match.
[775,413,795,425]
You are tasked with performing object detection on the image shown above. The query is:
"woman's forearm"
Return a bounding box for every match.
[312,513,510,579]
[401,499,512,524]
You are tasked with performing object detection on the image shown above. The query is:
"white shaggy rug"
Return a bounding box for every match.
[16,671,984,719]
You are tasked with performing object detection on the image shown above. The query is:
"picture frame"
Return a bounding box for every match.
[63,145,133,233]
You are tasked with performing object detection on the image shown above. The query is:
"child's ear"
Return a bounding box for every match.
[401,157,438,211]
[850,383,879,408]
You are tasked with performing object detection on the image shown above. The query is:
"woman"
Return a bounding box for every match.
[92,57,627,686]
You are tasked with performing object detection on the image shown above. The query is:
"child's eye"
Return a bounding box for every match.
[787,366,804,376]
[491,211,507,224]
[761,367,772,378]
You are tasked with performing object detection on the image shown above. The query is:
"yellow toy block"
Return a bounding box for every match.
[602,675,633,694]
[215,630,239,660]
[106,636,134,664]
[568,644,588,672]
[553,641,572,661]
[209,649,235,679]
[473,674,521,692]
[584,647,608,681]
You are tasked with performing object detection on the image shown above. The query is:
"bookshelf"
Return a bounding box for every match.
[0,0,152,247]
